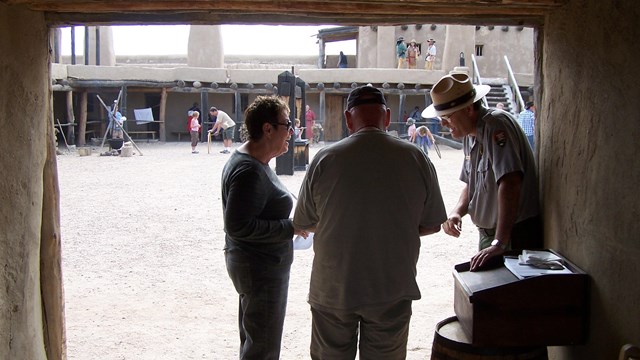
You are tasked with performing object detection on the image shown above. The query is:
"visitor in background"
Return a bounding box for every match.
[425,38,437,70]
[396,36,407,69]
[415,125,435,157]
[305,105,316,140]
[209,107,237,154]
[407,39,420,69]
[189,111,201,154]
[517,101,536,151]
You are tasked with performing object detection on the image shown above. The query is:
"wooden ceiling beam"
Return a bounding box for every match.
[12,0,561,13]
[2,0,566,26]
[3,0,566,7]
[46,12,544,27]
[50,13,543,25]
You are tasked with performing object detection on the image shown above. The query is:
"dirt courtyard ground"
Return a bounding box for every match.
[57,139,480,359]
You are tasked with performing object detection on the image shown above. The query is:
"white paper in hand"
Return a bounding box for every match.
[293,232,314,250]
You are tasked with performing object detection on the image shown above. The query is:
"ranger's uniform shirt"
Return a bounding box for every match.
[460,107,539,229]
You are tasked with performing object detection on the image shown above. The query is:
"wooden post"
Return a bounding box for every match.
[121,85,128,132]
[41,118,67,360]
[319,89,326,125]
[201,90,209,143]
[318,38,325,69]
[66,91,75,145]
[234,90,242,142]
[159,87,167,142]
[71,26,76,65]
[84,26,89,65]
[95,27,100,66]
[99,103,106,138]
[398,93,406,131]
[77,91,87,146]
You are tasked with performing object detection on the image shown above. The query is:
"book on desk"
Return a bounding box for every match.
[452,249,589,347]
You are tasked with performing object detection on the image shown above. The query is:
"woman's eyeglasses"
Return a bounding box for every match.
[272,120,293,131]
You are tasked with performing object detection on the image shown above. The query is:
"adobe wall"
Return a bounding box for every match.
[541,0,640,358]
[87,26,116,66]
[0,4,49,360]
[442,25,475,74]
[475,25,534,78]
[188,25,223,68]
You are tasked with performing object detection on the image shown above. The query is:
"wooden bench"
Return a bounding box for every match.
[128,130,157,140]
[171,131,190,141]
[84,130,97,140]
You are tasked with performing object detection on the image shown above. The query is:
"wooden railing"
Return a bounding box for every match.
[504,55,526,113]
[471,54,489,108]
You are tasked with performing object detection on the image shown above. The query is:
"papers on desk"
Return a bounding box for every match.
[504,250,573,279]
[519,250,562,264]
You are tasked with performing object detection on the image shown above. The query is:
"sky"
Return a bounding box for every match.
[59,25,356,56]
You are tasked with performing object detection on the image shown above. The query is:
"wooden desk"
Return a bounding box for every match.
[453,250,589,347]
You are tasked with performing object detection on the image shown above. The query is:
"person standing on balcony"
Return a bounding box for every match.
[396,36,407,69]
[338,51,348,68]
[407,39,420,69]
[425,38,437,70]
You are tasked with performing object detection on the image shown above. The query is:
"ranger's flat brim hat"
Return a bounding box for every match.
[422,73,491,118]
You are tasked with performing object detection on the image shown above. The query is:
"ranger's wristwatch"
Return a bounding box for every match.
[491,239,508,250]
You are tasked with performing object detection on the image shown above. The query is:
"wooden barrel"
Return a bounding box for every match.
[431,316,548,360]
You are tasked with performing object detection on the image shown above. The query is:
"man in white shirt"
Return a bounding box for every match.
[209,107,236,154]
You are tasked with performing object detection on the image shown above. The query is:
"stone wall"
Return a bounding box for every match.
[0,3,50,359]
[541,0,640,358]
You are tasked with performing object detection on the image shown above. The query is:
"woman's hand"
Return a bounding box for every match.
[442,214,462,237]
[294,228,309,239]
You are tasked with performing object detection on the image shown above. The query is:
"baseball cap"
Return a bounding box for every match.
[346,86,387,110]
